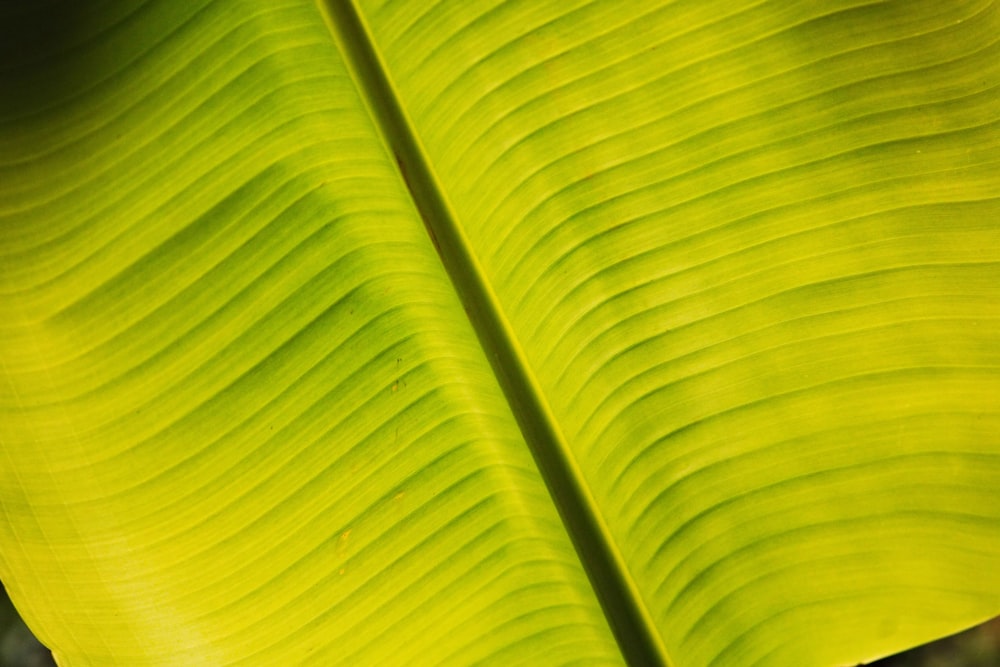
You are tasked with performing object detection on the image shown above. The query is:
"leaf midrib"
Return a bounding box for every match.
[317,1,668,664]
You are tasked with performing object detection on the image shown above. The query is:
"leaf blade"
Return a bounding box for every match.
[0,1,621,664]
[354,0,1000,664]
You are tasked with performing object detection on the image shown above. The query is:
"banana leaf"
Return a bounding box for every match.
[1,1,998,665]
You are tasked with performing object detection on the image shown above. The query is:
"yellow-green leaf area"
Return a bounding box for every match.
[357,0,1000,665]
[0,1,619,665]
[2,0,999,665]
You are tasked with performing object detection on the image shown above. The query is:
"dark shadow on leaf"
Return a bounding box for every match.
[0,1,93,119]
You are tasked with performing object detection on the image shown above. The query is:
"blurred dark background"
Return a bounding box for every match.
[0,588,53,667]
[870,618,1000,667]
[0,584,997,666]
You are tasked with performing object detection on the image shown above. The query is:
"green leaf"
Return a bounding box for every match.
[2,1,998,666]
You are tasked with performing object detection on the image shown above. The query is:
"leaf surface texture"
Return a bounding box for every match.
[1,1,999,666]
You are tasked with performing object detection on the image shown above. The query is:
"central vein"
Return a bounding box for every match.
[316,2,668,664]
